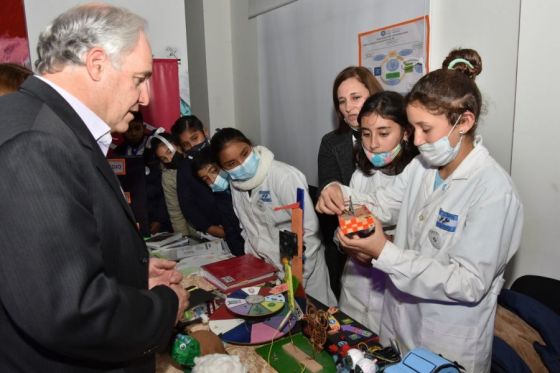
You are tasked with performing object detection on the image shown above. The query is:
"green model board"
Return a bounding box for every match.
[255,332,336,373]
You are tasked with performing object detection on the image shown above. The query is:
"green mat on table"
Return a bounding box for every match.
[255,332,336,373]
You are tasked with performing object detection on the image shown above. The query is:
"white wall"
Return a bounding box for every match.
[185,0,240,134]
[231,0,261,142]
[185,0,210,128]
[201,0,236,132]
[429,0,520,173]
[256,0,429,186]
[508,0,560,283]
[24,0,190,104]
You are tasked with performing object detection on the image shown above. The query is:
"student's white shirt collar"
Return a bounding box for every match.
[37,76,112,156]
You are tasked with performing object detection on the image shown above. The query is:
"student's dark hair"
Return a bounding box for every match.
[355,91,418,176]
[0,63,33,94]
[210,127,253,166]
[441,48,482,80]
[171,115,205,138]
[332,66,383,133]
[149,132,174,151]
[406,48,483,135]
[191,147,216,174]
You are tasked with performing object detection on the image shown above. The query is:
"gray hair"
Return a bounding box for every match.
[35,3,147,74]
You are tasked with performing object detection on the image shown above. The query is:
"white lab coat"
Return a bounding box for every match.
[339,169,393,334]
[341,138,523,372]
[230,146,337,306]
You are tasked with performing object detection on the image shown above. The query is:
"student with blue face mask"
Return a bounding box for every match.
[338,91,418,334]
[210,128,337,306]
[316,49,523,372]
[191,147,245,256]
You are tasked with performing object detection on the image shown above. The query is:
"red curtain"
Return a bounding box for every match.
[0,0,30,65]
[140,58,180,131]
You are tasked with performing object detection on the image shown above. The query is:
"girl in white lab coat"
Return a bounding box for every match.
[317,49,523,372]
[210,128,336,306]
[339,91,417,334]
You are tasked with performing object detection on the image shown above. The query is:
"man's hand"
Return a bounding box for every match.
[148,258,183,289]
[170,283,189,323]
[316,183,345,215]
[337,215,387,261]
[207,225,225,238]
[149,259,189,323]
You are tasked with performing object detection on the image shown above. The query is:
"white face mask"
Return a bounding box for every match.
[418,115,463,167]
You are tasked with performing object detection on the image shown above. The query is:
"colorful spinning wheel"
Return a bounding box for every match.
[225,286,285,317]
[209,301,298,345]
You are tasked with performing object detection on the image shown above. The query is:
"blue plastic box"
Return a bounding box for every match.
[384,347,461,373]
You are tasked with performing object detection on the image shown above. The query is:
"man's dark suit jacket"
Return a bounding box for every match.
[0,77,178,372]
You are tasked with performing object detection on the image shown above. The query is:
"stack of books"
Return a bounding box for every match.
[200,254,278,293]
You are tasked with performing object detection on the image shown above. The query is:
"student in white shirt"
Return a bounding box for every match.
[338,91,417,334]
[211,128,336,306]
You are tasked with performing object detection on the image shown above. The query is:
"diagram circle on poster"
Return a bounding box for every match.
[225,286,285,317]
[209,301,298,345]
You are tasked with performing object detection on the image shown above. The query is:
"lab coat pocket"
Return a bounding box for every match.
[420,318,479,372]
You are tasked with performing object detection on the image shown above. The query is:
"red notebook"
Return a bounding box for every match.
[200,254,278,293]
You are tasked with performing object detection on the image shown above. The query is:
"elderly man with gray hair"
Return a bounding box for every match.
[0,3,188,372]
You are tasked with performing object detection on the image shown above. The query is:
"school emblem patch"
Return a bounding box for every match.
[436,208,458,232]
[259,190,272,202]
[428,229,442,249]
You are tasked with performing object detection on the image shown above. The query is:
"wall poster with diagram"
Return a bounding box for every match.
[359,16,429,94]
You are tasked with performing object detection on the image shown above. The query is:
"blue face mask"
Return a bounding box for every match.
[362,143,402,168]
[210,171,229,192]
[226,150,260,181]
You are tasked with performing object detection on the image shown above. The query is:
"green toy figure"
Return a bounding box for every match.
[171,333,201,372]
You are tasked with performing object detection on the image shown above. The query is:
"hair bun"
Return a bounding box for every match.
[442,48,482,80]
